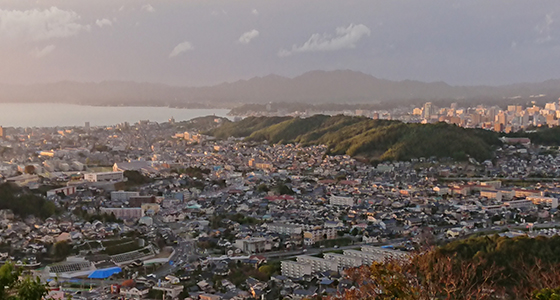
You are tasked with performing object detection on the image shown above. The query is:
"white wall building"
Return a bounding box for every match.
[330,195,354,207]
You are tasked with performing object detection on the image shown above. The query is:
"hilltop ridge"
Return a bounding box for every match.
[207,115,502,162]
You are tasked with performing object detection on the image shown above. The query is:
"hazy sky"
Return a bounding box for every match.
[0,0,559,86]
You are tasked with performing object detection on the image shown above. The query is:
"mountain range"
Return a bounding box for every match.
[1,70,560,107]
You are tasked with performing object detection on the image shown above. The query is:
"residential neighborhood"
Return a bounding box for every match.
[0,117,558,299]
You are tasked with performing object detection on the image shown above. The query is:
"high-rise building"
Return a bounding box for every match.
[84,122,90,131]
[0,126,3,137]
[423,102,435,119]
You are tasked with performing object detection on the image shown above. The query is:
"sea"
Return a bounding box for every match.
[0,103,231,128]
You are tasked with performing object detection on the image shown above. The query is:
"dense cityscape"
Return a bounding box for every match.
[3,1,560,299]
[0,112,558,299]
[233,98,560,133]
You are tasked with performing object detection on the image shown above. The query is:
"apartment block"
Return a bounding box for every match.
[281,260,312,278]
[296,255,338,273]
[330,195,354,207]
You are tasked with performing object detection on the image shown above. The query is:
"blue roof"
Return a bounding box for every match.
[88,267,122,279]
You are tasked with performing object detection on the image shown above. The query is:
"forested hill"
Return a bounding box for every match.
[207,115,501,162]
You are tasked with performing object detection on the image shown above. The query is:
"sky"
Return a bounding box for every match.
[0,0,559,86]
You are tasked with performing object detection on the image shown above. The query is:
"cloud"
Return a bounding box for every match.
[32,44,55,58]
[211,9,227,16]
[141,4,155,13]
[535,13,554,44]
[238,29,259,44]
[169,41,193,58]
[0,7,89,41]
[251,9,259,15]
[278,23,371,57]
[95,18,113,28]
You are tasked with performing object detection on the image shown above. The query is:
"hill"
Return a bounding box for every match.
[2,70,560,106]
[207,115,501,161]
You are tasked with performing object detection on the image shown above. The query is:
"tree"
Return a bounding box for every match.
[534,288,560,300]
[23,165,35,175]
[0,262,47,300]
[53,241,72,259]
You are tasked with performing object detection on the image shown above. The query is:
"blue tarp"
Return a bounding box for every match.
[88,267,122,279]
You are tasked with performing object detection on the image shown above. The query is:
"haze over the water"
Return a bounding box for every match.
[0,0,559,87]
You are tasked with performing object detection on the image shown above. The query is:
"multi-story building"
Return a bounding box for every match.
[303,228,337,245]
[323,253,363,269]
[504,200,534,209]
[234,237,268,254]
[281,260,312,278]
[527,196,559,208]
[110,191,140,201]
[99,207,143,220]
[84,171,124,182]
[330,195,354,207]
[343,247,407,265]
[296,255,338,273]
[266,223,302,235]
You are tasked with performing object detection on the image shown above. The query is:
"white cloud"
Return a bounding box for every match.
[211,9,227,17]
[169,41,193,58]
[238,29,259,44]
[141,4,155,13]
[536,13,554,44]
[96,18,113,28]
[251,9,259,15]
[0,7,89,41]
[278,23,371,57]
[32,44,55,58]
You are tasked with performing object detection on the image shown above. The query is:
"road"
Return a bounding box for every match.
[261,238,408,259]
[152,239,196,278]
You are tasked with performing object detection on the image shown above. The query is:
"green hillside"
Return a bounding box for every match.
[208,115,501,161]
[207,116,291,139]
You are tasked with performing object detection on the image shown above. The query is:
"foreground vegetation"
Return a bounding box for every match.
[208,115,501,161]
[336,235,560,300]
[0,262,46,300]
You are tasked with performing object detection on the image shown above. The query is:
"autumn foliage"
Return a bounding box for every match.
[331,237,560,300]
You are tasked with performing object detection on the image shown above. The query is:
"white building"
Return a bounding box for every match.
[281,260,312,278]
[266,223,302,235]
[323,253,363,269]
[111,191,140,201]
[527,196,559,208]
[296,255,338,273]
[100,207,143,220]
[330,195,354,207]
[84,171,124,182]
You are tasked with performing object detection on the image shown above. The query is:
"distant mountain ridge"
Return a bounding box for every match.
[1,70,560,106]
